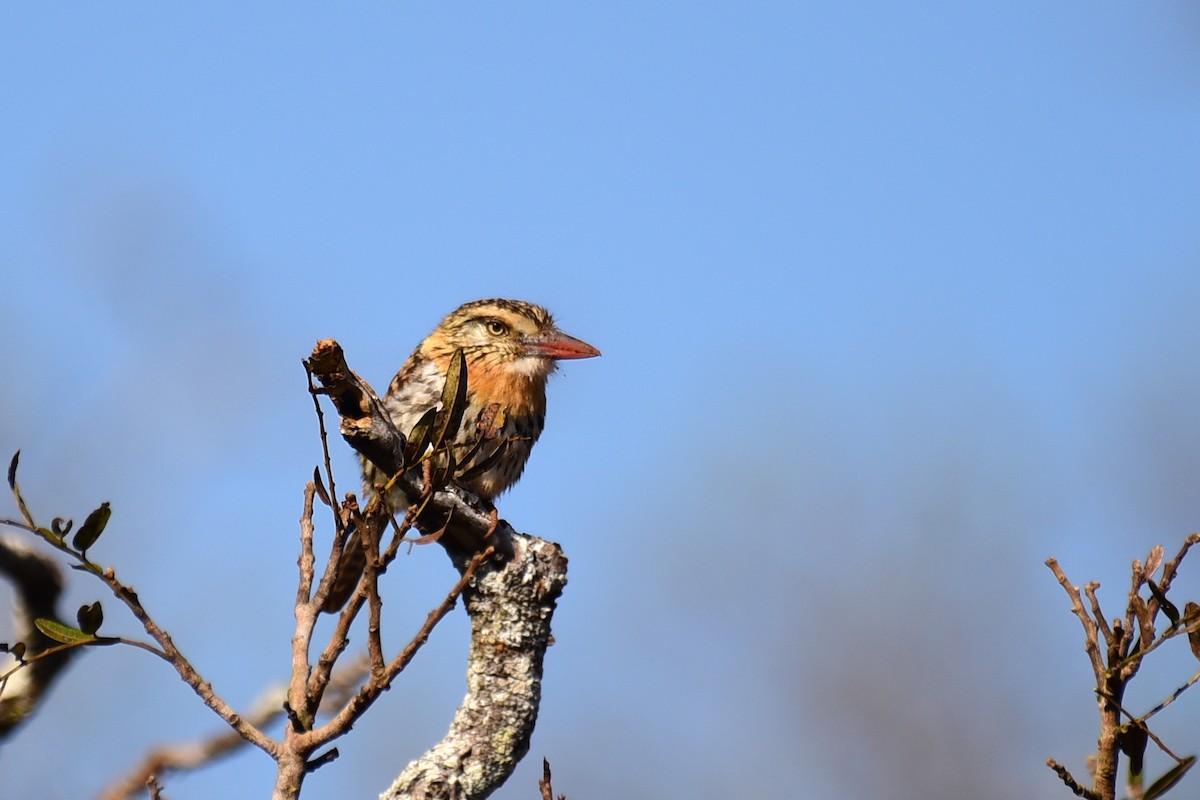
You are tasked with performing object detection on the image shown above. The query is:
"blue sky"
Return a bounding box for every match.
[3,4,1200,798]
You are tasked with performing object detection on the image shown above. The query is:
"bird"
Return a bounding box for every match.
[371,298,601,502]
[324,299,599,610]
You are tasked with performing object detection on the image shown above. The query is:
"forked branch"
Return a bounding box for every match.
[1046,535,1200,800]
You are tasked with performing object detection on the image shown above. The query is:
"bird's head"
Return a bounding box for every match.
[425,299,601,381]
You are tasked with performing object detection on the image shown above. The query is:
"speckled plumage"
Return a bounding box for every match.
[364,298,600,504]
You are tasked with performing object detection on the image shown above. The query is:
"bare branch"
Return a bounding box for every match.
[1046,559,1106,681]
[100,641,391,799]
[314,546,492,748]
[98,683,290,800]
[1048,538,1200,800]
[1047,758,1101,800]
[2,492,278,758]
[96,561,279,758]
[289,483,320,731]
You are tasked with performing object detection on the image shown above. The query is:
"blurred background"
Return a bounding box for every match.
[3,4,1200,798]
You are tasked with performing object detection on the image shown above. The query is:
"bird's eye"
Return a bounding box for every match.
[485,320,509,337]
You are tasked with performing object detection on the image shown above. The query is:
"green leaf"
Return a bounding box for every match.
[6,451,18,491]
[456,440,510,484]
[1,641,27,661]
[72,502,111,553]
[1148,579,1179,625]
[431,349,469,450]
[51,517,73,537]
[1118,724,1148,779]
[34,618,95,645]
[312,467,331,507]
[405,407,439,462]
[431,449,456,490]
[1185,602,1200,662]
[7,451,34,527]
[76,602,103,636]
[1146,755,1196,800]
[454,433,490,473]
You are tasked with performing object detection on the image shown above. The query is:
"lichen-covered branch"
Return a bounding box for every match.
[381,535,567,800]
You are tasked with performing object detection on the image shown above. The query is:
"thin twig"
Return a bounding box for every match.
[1158,534,1200,594]
[316,547,492,742]
[290,483,319,729]
[1047,559,1106,680]
[1,516,277,756]
[98,683,290,800]
[1131,668,1200,725]
[305,362,344,542]
[304,367,352,616]
[1047,758,1101,800]
[99,565,278,757]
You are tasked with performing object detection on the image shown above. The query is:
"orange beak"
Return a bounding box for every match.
[525,329,602,360]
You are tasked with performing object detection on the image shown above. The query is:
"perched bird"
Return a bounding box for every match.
[370,298,601,503]
[325,299,599,610]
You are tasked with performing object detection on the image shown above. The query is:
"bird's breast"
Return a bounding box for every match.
[467,361,548,420]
